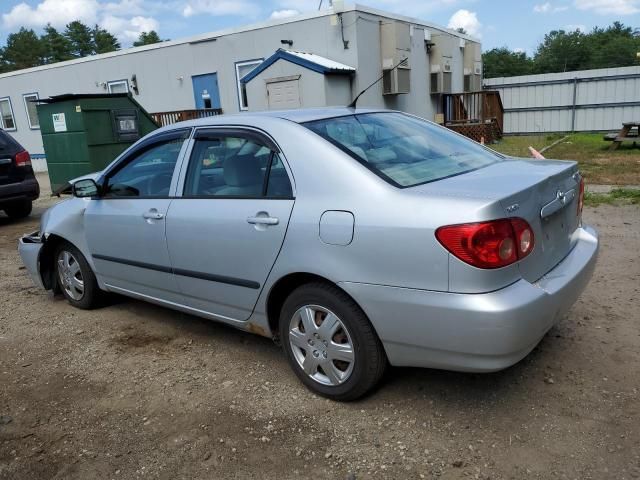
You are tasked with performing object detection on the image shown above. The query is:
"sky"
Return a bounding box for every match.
[0,0,638,53]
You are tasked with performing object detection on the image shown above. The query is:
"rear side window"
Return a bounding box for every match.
[184,133,292,198]
[304,113,502,187]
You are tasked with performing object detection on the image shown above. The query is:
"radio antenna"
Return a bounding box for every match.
[348,57,408,109]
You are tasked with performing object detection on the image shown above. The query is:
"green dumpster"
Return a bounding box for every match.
[36,93,158,192]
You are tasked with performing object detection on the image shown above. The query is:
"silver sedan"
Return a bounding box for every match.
[19,108,599,400]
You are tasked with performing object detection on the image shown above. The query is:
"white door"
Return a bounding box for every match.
[267,79,301,109]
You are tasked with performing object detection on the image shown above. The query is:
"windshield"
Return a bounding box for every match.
[303,112,502,187]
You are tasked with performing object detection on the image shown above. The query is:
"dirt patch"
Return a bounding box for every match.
[110,331,175,350]
[1,195,639,479]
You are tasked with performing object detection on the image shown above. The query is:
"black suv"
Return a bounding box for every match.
[0,130,39,219]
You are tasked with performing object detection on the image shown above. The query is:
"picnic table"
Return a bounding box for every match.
[604,122,639,150]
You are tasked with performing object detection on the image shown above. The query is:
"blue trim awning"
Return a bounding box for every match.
[241,48,355,84]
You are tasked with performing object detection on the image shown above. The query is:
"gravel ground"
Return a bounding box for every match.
[1,174,639,479]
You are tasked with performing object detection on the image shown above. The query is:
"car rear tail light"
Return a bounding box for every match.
[577,176,585,217]
[436,218,535,269]
[15,150,31,167]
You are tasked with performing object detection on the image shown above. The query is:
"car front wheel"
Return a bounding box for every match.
[280,282,387,401]
[55,242,102,309]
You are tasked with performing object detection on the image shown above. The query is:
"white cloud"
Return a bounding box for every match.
[447,9,481,37]
[2,0,99,29]
[574,0,640,15]
[534,2,570,13]
[102,14,159,41]
[182,0,259,18]
[533,2,552,12]
[269,9,299,20]
[513,47,525,53]
[1,0,164,44]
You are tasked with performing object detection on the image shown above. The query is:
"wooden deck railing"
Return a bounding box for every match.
[442,91,504,134]
[150,108,223,127]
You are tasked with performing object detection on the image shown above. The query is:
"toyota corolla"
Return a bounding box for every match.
[18,108,598,400]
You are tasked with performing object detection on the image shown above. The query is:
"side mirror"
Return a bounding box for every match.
[72,179,100,198]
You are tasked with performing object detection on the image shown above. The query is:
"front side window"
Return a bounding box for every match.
[23,93,39,129]
[235,59,262,110]
[184,133,291,198]
[108,80,129,94]
[0,98,16,131]
[104,139,185,197]
[304,113,502,188]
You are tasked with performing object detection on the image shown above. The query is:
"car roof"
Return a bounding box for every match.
[162,107,391,132]
[248,107,387,123]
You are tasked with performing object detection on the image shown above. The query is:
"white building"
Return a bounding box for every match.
[0,3,481,160]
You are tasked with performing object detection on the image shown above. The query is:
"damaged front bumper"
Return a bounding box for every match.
[18,231,45,289]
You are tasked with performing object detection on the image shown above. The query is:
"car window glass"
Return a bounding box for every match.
[266,153,293,198]
[304,113,501,187]
[185,136,276,197]
[104,139,184,198]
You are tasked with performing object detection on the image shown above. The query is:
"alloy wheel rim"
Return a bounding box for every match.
[57,250,84,301]
[288,305,355,386]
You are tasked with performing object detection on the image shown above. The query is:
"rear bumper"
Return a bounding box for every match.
[340,225,599,372]
[0,177,40,205]
[18,231,45,289]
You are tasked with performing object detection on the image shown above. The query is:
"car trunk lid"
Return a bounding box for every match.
[419,158,581,282]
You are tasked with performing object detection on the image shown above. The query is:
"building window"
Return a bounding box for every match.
[23,93,40,129]
[235,59,263,111]
[107,80,129,94]
[0,97,16,131]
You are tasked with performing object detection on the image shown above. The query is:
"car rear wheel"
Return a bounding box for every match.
[279,282,387,401]
[4,200,32,219]
[55,242,102,309]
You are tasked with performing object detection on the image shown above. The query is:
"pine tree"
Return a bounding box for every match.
[0,28,44,71]
[41,24,73,64]
[92,25,120,54]
[133,31,164,47]
[65,21,94,57]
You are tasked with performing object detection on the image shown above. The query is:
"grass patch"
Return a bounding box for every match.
[491,133,640,185]
[584,188,640,207]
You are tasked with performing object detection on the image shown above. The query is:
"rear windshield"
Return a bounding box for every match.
[0,130,20,153]
[303,112,502,187]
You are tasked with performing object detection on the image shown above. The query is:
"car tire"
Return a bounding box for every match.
[54,242,103,310]
[279,282,387,401]
[4,200,32,219]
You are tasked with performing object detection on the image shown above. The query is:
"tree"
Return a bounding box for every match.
[92,25,120,54]
[41,24,73,64]
[482,47,534,78]
[133,31,163,47]
[65,21,94,57]
[533,29,591,73]
[0,28,44,71]
[586,22,640,69]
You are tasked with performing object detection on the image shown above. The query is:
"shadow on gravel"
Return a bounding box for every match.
[102,293,555,408]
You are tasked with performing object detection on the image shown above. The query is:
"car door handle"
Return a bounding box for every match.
[247,216,279,226]
[143,209,165,220]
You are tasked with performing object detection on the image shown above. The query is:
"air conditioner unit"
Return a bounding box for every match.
[383,67,411,95]
[443,58,452,72]
[430,72,440,94]
[430,71,452,95]
[474,61,482,75]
